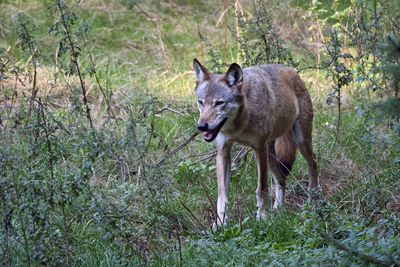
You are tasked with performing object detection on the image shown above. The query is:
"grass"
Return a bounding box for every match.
[1,0,399,266]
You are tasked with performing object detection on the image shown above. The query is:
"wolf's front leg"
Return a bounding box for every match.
[255,144,270,220]
[215,145,231,227]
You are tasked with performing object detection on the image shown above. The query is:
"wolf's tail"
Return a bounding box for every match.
[274,130,297,176]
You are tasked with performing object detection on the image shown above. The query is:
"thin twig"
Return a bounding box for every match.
[0,46,12,73]
[296,59,334,73]
[232,147,245,163]
[235,180,242,231]
[166,125,181,154]
[198,176,222,226]
[156,131,200,166]
[189,152,217,166]
[5,76,18,128]
[35,99,71,135]
[216,5,229,27]
[82,34,116,118]
[61,204,70,267]
[165,71,192,87]
[176,230,182,267]
[181,151,216,160]
[57,1,93,128]
[179,200,210,232]
[134,3,159,27]
[155,102,183,115]
[233,147,251,164]
[38,98,55,181]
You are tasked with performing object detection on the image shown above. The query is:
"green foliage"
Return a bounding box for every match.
[15,13,38,57]
[0,100,93,265]
[372,34,400,125]
[161,205,400,266]
[0,0,399,266]
[323,31,353,105]
[175,160,209,189]
[197,32,228,74]
[297,0,352,26]
[199,0,296,72]
[234,1,297,68]
[0,95,187,265]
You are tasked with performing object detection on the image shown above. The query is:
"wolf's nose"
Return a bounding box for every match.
[197,122,208,131]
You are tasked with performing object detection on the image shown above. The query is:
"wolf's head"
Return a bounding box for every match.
[193,58,243,142]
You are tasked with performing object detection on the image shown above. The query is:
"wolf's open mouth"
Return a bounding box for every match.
[203,118,227,142]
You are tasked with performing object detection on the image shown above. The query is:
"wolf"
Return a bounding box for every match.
[193,58,318,225]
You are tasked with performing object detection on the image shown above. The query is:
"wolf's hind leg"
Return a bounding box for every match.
[292,120,318,190]
[268,141,287,208]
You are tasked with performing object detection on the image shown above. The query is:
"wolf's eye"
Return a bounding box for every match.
[215,101,225,106]
[198,100,203,106]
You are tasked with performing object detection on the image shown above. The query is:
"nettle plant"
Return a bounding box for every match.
[233,1,297,68]
[199,1,296,74]
[15,13,40,104]
[49,0,93,127]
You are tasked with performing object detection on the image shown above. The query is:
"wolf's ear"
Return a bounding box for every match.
[226,63,243,86]
[193,58,210,82]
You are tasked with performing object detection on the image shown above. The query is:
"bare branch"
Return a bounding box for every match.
[156,131,200,166]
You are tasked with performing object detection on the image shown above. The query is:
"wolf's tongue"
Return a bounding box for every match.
[204,131,212,139]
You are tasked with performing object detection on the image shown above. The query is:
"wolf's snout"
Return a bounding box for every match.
[197,122,208,131]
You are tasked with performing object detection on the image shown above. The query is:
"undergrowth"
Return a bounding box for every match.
[0,0,399,266]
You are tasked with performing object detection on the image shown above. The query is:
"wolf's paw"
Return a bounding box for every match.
[273,201,285,209]
[256,210,267,220]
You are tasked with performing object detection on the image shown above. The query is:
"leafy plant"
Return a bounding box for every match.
[15,13,40,104]
[233,0,297,68]
[323,30,353,141]
[373,34,400,127]
[49,0,93,127]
